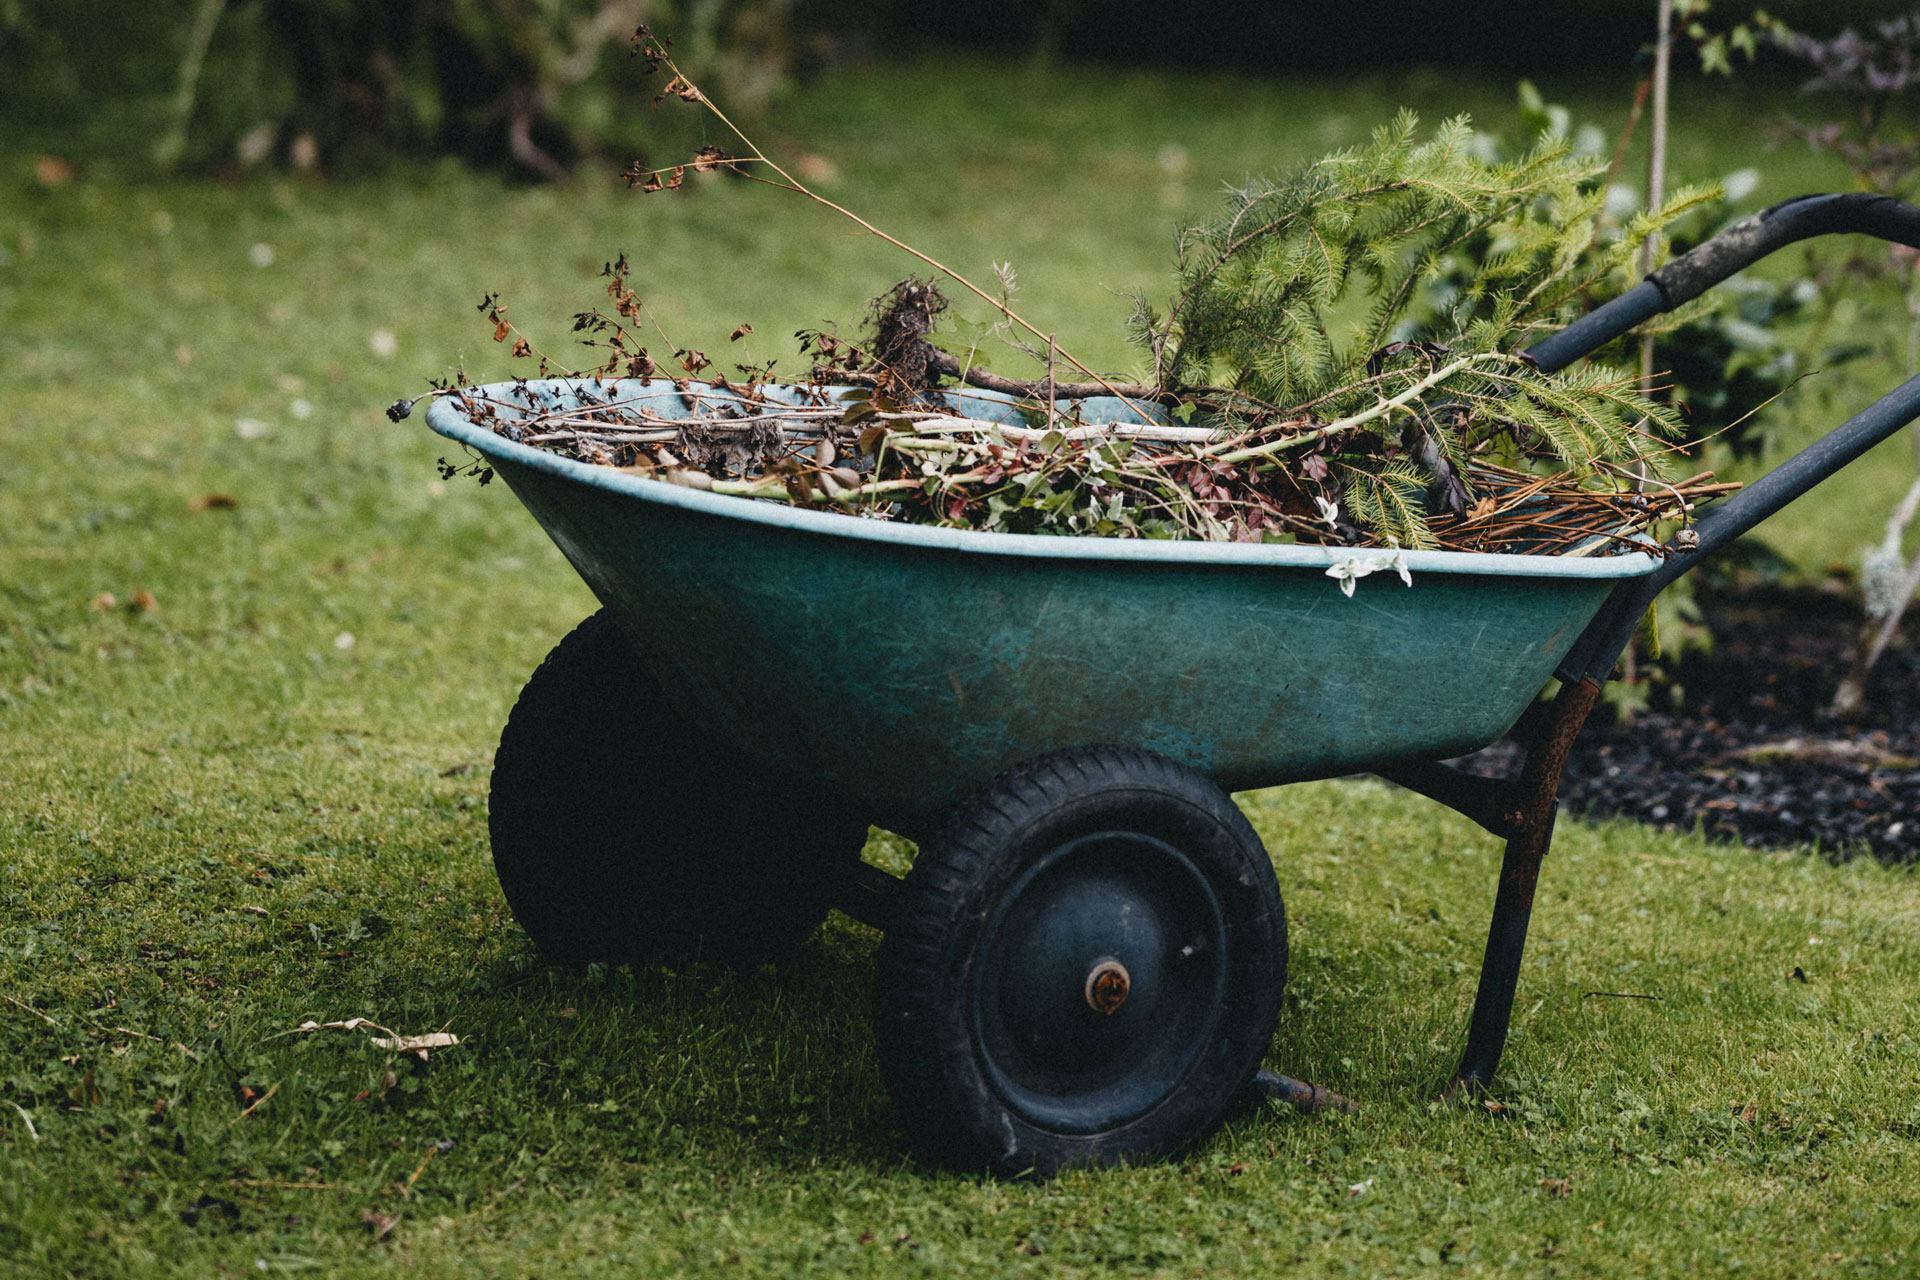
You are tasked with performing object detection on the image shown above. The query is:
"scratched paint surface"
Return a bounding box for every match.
[490,458,1625,832]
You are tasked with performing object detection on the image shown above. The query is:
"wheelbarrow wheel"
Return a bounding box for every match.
[873,746,1286,1175]
[489,609,870,967]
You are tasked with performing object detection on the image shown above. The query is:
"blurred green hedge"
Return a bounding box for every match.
[0,0,803,175]
[0,0,1904,176]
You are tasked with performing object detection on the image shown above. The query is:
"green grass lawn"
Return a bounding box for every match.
[2,51,1918,1278]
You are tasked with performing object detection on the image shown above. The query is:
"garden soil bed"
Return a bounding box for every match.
[1458,581,1920,865]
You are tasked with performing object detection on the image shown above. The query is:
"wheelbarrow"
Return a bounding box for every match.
[425,193,1920,1174]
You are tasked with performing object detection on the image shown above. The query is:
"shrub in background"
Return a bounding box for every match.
[0,0,805,176]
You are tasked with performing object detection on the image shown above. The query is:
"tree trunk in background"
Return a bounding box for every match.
[151,0,226,172]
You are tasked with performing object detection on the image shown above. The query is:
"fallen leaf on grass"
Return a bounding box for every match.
[369,1032,459,1059]
[130,590,159,613]
[268,1018,461,1061]
[234,1080,279,1120]
[361,1208,398,1240]
[188,493,239,512]
[89,592,117,611]
[281,1018,375,1035]
[1539,1177,1571,1197]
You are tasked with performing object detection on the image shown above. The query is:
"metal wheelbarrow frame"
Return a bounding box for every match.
[426,192,1920,1171]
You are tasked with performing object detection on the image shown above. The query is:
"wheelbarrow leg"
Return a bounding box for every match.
[1448,675,1602,1097]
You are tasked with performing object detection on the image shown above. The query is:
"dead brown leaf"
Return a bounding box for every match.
[234,1080,279,1120]
[188,493,239,512]
[361,1208,398,1240]
[370,1031,459,1060]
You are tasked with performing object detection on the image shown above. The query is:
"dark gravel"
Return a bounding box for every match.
[1461,582,1920,864]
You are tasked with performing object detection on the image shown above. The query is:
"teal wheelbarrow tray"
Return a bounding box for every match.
[426,193,1920,1174]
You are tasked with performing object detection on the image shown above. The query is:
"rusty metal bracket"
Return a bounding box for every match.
[1250,1068,1359,1115]
[1373,760,1524,840]
[1442,675,1601,1097]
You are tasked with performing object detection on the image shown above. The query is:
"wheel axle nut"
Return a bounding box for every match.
[1084,959,1131,1015]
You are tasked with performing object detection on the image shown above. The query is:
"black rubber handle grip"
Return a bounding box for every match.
[1649,192,1920,307]
[1526,193,1920,373]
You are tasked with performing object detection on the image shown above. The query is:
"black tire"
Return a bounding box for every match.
[873,746,1287,1175]
[488,609,870,967]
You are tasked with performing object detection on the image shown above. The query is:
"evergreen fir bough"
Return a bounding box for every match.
[1125,111,1714,547]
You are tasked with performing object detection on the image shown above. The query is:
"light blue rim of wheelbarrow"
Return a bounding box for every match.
[425,381,1663,582]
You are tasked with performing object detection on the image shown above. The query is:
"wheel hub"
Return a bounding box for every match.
[971,830,1228,1134]
[1084,958,1131,1015]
